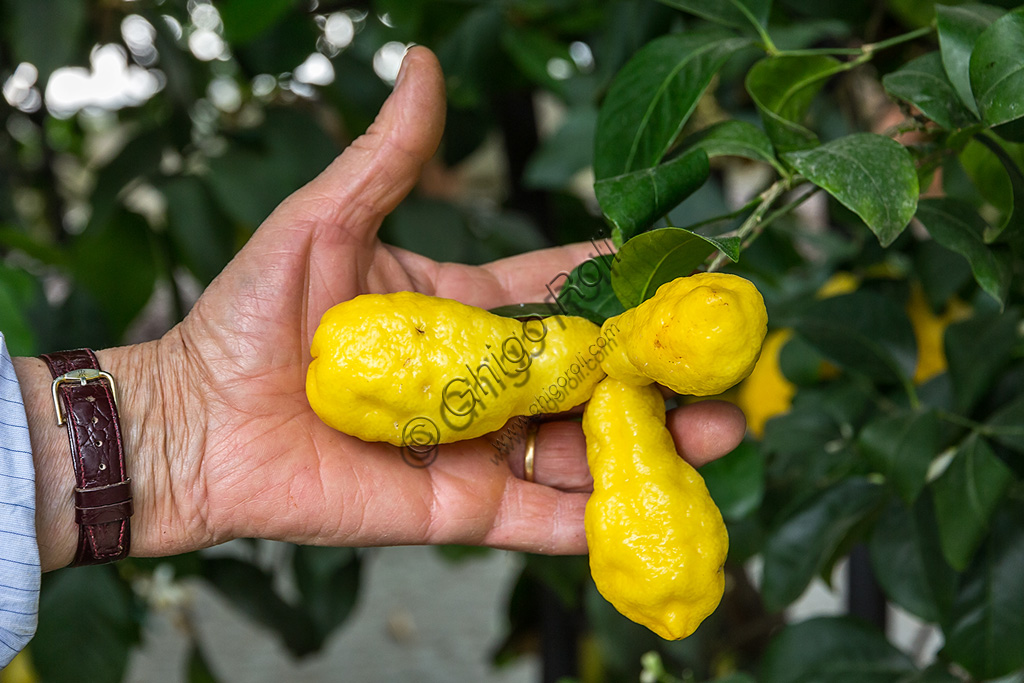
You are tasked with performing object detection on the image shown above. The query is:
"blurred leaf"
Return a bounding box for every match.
[858,409,940,504]
[984,392,1024,454]
[942,499,1024,679]
[524,106,598,189]
[680,119,784,173]
[761,477,885,612]
[761,616,915,683]
[0,264,40,355]
[34,566,140,683]
[524,554,591,609]
[489,303,565,319]
[936,3,1006,118]
[783,134,919,247]
[745,55,843,154]
[160,176,236,285]
[187,644,218,683]
[945,309,1020,414]
[658,0,772,30]
[233,9,321,76]
[915,197,1011,306]
[219,0,298,44]
[87,128,170,232]
[609,227,738,308]
[973,133,1024,242]
[203,557,320,657]
[553,256,626,325]
[882,52,977,130]
[71,210,157,339]
[595,149,711,246]
[791,291,917,384]
[501,25,574,96]
[437,6,506,108]
[700,441,764,520]
[435,544,493,562]
[868,493,957,623]
[293,546,362,638]
[4,0,86,82]
[931,433,1013,571]
[594,30,750,179]
[970,7,1024,130]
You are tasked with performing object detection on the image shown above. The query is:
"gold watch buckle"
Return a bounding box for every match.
[51,369,119,426]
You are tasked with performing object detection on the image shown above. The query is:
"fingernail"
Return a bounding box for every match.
[395,44,418,87]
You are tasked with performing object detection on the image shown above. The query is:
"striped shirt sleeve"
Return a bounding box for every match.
[0,332,40,669]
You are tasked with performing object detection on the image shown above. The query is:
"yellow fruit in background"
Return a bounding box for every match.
[307,291,605,445]
[736,329,798,439]
[600,272,768,396]
[583,377,728,640]
[906,284,971,384]
[0,649,39,683]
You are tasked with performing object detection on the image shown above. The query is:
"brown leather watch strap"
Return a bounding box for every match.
[40,348,133,567]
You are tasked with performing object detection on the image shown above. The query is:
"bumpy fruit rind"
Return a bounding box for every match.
[583,377,728,640]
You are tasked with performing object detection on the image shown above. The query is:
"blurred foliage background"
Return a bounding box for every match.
[3,0,1024,682]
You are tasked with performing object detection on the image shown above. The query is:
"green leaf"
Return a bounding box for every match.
[160,176,236,285]
[931,434,1013,571]
[868,494,958,623]
[552,257,626,325]
[761,616,915,683]
[936,3,1006,118]
[761,478,886,612]
[293,546,362,639]
[942,500,1024,679]
[783,133,919,246]
[858,410,940,504]
[524,106,598,190]
[680,119,784,173]
[609,227,739,308]
[34,566,140,683]
[745,55,844,154]
[945,309,1021,414]
[595,149,711,246]
[0,264,39,355]
[4,0,86,82]
[187,645,218,683]
[594,31,751,179]
[984,393,1024,454]
[791,291,918,384]
[973,134,1024,241]
[219,0,298,44]
[658,0,772,31]
[700,441,765,521]
[970,7,1024,129]
[882,51,977,130]
[915,197,1012,306]
[489,303,566,319]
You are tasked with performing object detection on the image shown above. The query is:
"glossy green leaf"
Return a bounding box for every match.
[931,433,1013,571]
[594,31,751,179]
[746,55,844,153]
[4,0,86,82]
[219,0,297,44]
[791,291,918,384]
[973,134,1024,241]
[970,7,1024,128]
[609,227,739,308]
[868,494,957,623]
[936,3,1006,117]
[882,51,977,130]
[942,500,1024,679]
[34,566,139,683]
[945,310,1020,414]
[858,409,940,504]
[658,0,771,31]
[595,148,711,246]
[552,257,626,325]
[761,478,885,612]
[761,615,914,683]
[701,441,765,521]
[784,133,919,246]
[680,119,784,173]
[915,197,1012,306]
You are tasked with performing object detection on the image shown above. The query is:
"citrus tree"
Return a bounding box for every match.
[2,0,1023,681]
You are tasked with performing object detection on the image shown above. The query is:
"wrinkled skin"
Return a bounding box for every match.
[21,48,747,570]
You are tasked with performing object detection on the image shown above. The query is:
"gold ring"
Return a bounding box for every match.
[524,421,538,483]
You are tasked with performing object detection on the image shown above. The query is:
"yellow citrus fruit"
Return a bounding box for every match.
[0,649,39,683]
[906,284,971,384]
[307,291,606,445]
[736,329,798,439]
[583,377,728,640]
[599,272,768,396]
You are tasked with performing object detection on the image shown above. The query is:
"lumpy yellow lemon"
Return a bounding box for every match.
[583,377,728,640]
[600,272,768,396]
[736,328,797,439]
[307,291,605,445]
[906,284,971,384]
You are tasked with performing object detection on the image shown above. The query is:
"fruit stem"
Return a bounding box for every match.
[707,178,790,272]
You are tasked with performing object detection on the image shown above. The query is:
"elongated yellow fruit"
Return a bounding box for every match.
[307,291,607,445]
[583,377,728,640]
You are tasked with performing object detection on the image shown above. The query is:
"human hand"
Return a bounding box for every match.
[21,47,745,570]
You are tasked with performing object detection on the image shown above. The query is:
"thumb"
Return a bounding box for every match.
[277,46,447,241]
